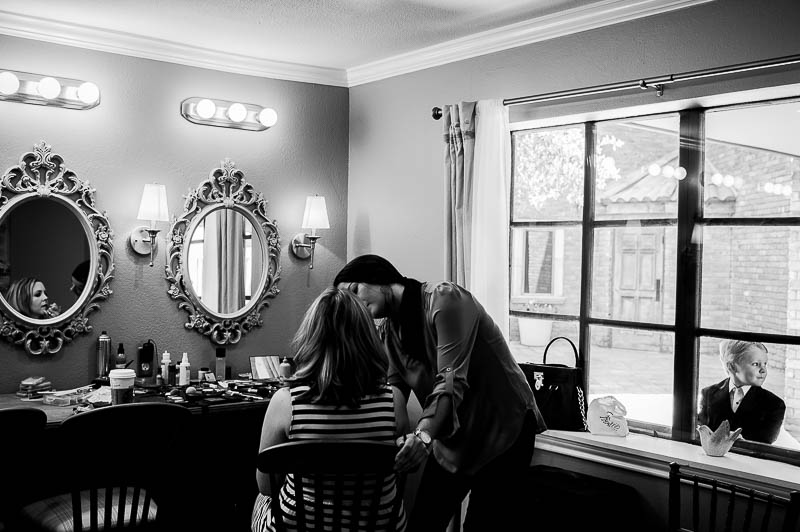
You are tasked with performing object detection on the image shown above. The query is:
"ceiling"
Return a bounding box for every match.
[0,0,711,86]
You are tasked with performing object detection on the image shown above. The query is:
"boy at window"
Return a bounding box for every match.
[698,340,785,444]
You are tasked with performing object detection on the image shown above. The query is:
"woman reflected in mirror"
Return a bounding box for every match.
[5,277,60,319]
[70,260,90,298]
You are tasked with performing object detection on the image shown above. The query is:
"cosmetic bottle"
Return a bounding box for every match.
[168,362,177,386]
[215,348,226,382]
[161,351,171,386]
[279,357,292,380]
[115,343,127,369]
[179,353,191,386]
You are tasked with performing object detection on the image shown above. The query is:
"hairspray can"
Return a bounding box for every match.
[97,331,111,379]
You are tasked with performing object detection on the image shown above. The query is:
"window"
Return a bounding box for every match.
[510,98,800,463]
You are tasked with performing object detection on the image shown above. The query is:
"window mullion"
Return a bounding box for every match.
[672,109,704,442]
[579,122,596,392]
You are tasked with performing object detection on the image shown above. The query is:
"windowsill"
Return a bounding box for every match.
[536,430,800,495]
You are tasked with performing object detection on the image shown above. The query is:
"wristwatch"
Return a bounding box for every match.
[413,428,432,448]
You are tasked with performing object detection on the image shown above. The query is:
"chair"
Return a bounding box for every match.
[0,407,47,531]
[19,402,191,532]
[668,462,800,532]
[257,440,406,532]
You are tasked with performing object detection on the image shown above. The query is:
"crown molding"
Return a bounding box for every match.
[0,0,712,89]
[0,9,349,87]
[346,0,714,87]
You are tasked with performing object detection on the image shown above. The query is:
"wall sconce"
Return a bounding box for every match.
[291,195,330,270]
[180,97,277,131]
[0,69,100,109]
[130,183,170,267]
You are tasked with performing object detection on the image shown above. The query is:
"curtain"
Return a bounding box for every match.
[444,102,476,286]
[202,210,245,314]
[445,100,511,338]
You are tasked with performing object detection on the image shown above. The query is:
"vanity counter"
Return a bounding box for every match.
[0,391,270,426]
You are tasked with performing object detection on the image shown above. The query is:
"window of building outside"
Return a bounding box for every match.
[509,98,800,462]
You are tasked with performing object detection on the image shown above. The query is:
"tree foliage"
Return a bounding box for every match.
[514,129,624,215]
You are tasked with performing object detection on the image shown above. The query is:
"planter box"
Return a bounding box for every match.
[518,317,553,347]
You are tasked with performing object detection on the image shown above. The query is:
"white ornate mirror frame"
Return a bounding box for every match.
[0,141,114,355]
[165,158,281,345]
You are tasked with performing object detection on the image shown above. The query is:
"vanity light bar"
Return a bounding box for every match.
[180,97,278,132]
[0,69,100,110]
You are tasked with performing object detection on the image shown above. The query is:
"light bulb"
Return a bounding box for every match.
[722,175,735,187]
[0,71,20,95]
[77,82,100,105]
[258,108,278,127]
[662,165,675,178]
[38,76,61,99]
[648,163,661,176]
[764,182,774,193]
[674,167,687,180]
[227,103,247,123]
[196,99,216,119]
[711,173,723,186]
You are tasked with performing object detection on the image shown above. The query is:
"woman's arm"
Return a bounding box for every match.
[393,385,410,438]
[255,387,291,495]
[396,283,477,472]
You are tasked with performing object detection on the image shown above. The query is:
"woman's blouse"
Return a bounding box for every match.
[383,282,546,475]
[277,384,407,532]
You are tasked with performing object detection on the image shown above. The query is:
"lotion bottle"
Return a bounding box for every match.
[179,352,191,386]
[161,351,171,386]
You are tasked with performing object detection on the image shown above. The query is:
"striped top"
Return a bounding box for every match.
[277,384,407,531]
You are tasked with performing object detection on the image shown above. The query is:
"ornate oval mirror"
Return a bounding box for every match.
[166,159,280,344]
[0,141,114,355]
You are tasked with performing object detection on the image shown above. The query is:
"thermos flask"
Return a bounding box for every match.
[97,331,111,379]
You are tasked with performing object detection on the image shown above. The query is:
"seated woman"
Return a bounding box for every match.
[5,277,59,319]
[252,287,409,532]
[698,339,785,444]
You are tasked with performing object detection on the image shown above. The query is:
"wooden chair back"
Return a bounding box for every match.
[257,440,405,532]
[0,407,47,527]
[669,462,800,532]
[22,402,191,531]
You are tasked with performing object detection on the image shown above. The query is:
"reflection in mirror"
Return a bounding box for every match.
[0,198,91,320]
[166,158,280,345]
[0,141,113,355]
[186,209,264,314]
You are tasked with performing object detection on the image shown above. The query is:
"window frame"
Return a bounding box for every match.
[509,96,800,466]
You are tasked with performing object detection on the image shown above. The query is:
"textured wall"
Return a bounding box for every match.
[0,34,349,393]
[347,0,800,282]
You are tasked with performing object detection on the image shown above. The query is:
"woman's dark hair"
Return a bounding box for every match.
[290,287,388,406]
[72,260,90,283]
[333,254,404,287]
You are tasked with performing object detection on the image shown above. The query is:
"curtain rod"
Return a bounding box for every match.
[431,54,800,119]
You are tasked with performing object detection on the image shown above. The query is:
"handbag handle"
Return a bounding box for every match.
[542,336,579,367]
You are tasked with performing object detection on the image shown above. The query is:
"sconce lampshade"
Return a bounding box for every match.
[137,183,170,223]
[301,195,330,230]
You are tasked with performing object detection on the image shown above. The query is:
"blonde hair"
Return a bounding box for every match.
[290,287,388,406]
[5,277,43,318]
[719,339,768,376]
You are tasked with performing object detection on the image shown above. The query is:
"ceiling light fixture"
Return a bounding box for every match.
[180,96,278,131]
[0,69,100,109]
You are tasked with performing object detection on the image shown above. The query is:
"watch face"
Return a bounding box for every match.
[415,429,432,445]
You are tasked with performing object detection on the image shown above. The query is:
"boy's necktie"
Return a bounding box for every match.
[732,386,744,413]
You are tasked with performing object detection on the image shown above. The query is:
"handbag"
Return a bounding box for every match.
[520,336,587,431]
